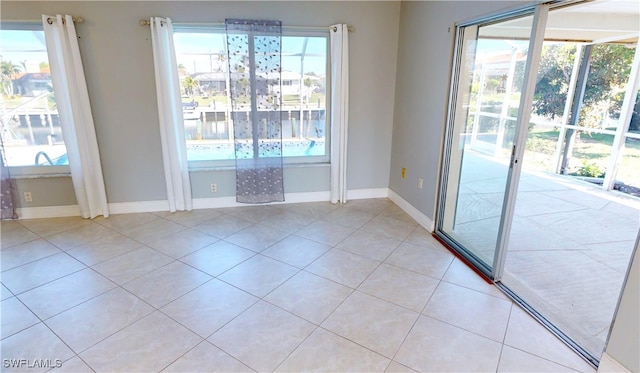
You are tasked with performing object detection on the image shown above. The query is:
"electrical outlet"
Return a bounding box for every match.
[24,192,33,202]
[401,167,406,178]
[418,178,424,189]
[210,183,217,193]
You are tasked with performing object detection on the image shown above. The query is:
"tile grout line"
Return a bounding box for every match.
[494,303,515,372]
[386,272,448,371]
[2,198,605,372]
[269,205,418,370]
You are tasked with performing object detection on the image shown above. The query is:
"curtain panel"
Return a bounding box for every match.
[42,14,109,219]
[226,19,285,204]
[150,17,192,212]
[0,136,17,219]
[330,24,349,204]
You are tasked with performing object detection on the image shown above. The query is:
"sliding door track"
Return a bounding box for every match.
[495,282,599,369]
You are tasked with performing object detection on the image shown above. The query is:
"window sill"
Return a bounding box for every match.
[11,172,71,180]
[8,165,71,179]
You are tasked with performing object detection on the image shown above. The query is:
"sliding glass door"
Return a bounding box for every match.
[501,2,640,361]
[438,9,540,277]
[436,0,640,365]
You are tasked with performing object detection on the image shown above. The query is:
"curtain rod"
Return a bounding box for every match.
[46,16,84,24]
[139,19,353,32]
[332,25,355,32]
[6,16,85,25]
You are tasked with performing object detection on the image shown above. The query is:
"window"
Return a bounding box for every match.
[0,25,69,174]
[172,27,329,167]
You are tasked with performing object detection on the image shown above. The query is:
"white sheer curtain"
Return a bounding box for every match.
[150,17,192,212]
[1,137,17,219]
[330,24,350,204]
[42,15,109,219]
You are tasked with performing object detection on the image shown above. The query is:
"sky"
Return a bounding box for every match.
[0,30,50,72]
[173,32,327,76]
[0,29,327,77]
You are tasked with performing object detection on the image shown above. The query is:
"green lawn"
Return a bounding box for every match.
[183,95,229,108]
[2,95,56,111]
[524,128,640,186]
[282,93,325,106]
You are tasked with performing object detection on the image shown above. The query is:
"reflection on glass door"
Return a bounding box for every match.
[439,14,534,275]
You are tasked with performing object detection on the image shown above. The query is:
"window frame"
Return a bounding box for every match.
[0,22,70,177]
[171,24,331,170]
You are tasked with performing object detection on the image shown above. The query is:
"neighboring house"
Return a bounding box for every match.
[280,70,302,95]
[13,73,52,96]
[192,72,226,94]
[280,71,321,97]
[474,48,527,94]
[191,70,322,98]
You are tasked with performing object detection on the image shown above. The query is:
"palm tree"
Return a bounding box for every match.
[217,52,226,72]
[304,77,313,96]
[1,60,22,96]
[304,77,313,87]
[182,76,200,97]
[177,64,188,77]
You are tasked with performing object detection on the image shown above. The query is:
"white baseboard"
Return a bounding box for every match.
[16,200,170,219]
[16,205,81,219]
[598,352,631,373]
[13,188,393,219]
[388,189,435,232]
[108,200,170,215]
[193,189,388,209]
[285,191,332,203]
[347,188,389,200]
[192,191,331,209]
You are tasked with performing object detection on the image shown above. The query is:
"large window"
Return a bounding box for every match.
[0,25,68,172]
[172,27,329,167]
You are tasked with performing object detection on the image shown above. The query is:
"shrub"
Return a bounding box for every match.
[575,160,605,178]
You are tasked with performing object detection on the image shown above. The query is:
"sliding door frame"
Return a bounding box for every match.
[436,23,490,276]
[492,4,549,280]
[435,2,551,280]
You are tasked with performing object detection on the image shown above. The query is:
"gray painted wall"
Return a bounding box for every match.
[2,1,400,207]
[389,0,524,220]
[605,232,639,372]
[14,177,77,208]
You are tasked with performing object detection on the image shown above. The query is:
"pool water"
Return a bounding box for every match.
[186,139,326,161]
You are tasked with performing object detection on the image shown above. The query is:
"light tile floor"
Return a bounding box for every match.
[1,199,596,372]
[450,151,640,357]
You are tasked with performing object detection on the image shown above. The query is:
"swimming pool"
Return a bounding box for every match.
[186,138,326,161]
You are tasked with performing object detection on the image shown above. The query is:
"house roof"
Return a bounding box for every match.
[14,73,51,82]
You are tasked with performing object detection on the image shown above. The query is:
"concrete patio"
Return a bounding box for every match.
[447,150,639,357]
